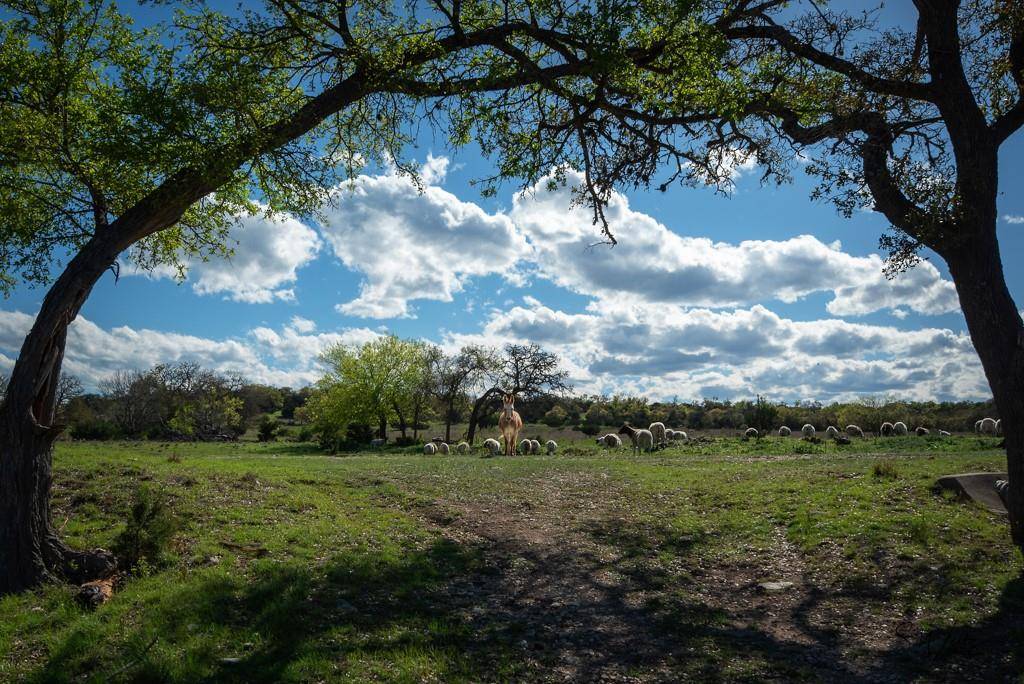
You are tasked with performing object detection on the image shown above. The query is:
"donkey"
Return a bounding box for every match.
[498,392,524,457]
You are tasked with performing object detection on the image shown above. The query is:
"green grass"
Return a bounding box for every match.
[1,436,1021,682]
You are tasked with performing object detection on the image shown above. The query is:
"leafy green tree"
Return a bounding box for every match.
[308,336,427,447]
[542,404,568,428]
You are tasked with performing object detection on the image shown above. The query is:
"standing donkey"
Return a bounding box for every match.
[498,392,524,457]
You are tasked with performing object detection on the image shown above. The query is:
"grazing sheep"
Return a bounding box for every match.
[619,424,654,455]
[974,419,983,434]
[801,424,816,438]
[778,426,792,437]
[438,442,450,455]
[423,442,437,455]
[980,417,998,435]
[894,422,908,436]
[880,422,895,437]
[996,419,1002,435]
[915,426,930,436]
[520,439,531,454]
[845,425,863,438]
[649,422,667,445]
[530,439,542,454]
[825,426,839,438]
[456,441,470,454]
[744,427,758,438]
[483,438,501,455]
[370,438,385,447]
[546,439,558,454]
[676,430,688,441]
[601,433,623,448]
[939,430,951,437]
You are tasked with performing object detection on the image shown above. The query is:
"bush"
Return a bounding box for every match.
[542,405,568,427]
[872,460,899,479]
[346,422,374,444]
[113,486,178,571]
[257,416,280,442]
[578,423,602,436]
[394,435,417,446]
[294,425,316,442]
[69,419,119,440]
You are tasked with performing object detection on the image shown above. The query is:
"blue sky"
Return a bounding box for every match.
[0,3,1021,402]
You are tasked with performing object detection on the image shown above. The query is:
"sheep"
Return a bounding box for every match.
[880,422,895,437]
[938,430,951,437]
[801,424,816,438]
[996,419,1002,436]
[520,439,532,454]
[456,441,470,454]
[676,430,688,441]
[601,433,623,448]
[778,426,792,437]
[530,439,542,454]
[974,419,983,434]
[914,426,929,436]
[618,424,654,455]
[894,422,908,436]
[483,438,501,456]
[845,425,863,438]
[438,442,450,455]
[546,439,558,454]
[980,417,998,435]
[744,427,758,438]
[423,442,437,455]
[370,438,385,447]
[825,426,839,438]
[649,422,667,445]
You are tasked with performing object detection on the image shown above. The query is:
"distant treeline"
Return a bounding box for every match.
[9,357,996,443]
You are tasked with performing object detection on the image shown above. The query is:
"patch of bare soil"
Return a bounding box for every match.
[410,473,1019,683]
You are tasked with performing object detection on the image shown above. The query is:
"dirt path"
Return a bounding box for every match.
[409,472,965,683]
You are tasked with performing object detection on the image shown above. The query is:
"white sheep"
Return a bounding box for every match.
[980,417,998,435]
[423,442,437,455]
[801,424,816,438]
[529,439,542,454]
[744,427,758,438]
[825,426,838,438]
[456,441,470,454]
[438,442,450,455]
[996,419,1002,436]
[974,419,983,434]
[649,422,667,445]
[845,425,863,438]
[546,439,558,454]
[778,426,792,437]
[939,430,951,437]
[676,430,688,441]
[880,422,895,436]
[894,422,908,436]
[370,438,385,447]
[483,438,501,455]
[601,433,623,448]
[915,426,930,436]
[520,439,531,454]
[619,425,654,455]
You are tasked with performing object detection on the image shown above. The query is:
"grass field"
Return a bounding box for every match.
[1,435,1022,683]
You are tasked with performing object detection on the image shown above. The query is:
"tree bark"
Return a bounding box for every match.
[466,386,501,444]
[945,226,1024,547]
[0,236,121,594]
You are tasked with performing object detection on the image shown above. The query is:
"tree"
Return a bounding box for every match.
[0,0,682,592]
[308,337,426,447]
[433,346,497,442]
[466,344,571,443]
[468,1,1024,548]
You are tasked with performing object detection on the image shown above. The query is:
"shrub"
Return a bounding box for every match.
[394,435,417,446]
[542,405,568,427]
[578,423,602,436]
[113,486,178,571]
[872,460,899,479]
[294,425,316,442]
[257,416,280,442]
[69,418,119,441]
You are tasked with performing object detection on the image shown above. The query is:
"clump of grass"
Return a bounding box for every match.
[113,485,178,572]
[167,451,183,463]
[872,460,899,479]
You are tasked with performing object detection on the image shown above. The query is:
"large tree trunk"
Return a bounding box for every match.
[945,222,1024,547]
[0,238,120,594]
[466,386,501,444]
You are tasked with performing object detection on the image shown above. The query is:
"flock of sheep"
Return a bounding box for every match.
[417,416,1003,457]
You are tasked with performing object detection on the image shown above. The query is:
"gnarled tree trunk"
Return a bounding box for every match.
[466,386,501,445]
[945,224,1024,546]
